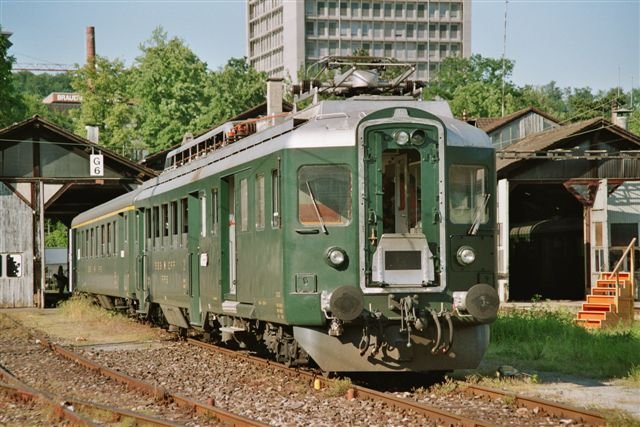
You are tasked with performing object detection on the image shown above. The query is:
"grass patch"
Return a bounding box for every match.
[57,294,120,323]
[486,304,640,380]
[324,377,353,397]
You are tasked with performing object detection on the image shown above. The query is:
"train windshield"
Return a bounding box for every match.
[298,165,352,226]
[448,165,489,225]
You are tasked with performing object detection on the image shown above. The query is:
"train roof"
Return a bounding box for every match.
[72,96,491,226]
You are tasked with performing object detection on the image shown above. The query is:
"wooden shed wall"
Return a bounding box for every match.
[0,182,34,307]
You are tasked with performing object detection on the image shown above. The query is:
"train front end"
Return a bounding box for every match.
[292,104,499,372]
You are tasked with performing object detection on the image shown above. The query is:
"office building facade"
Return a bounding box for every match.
[247,0,471,82]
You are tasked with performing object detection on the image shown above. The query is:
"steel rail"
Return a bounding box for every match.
[462,384,606,426]
[0,369,97,426]
[39,338,268,427]
[186,338,491,427]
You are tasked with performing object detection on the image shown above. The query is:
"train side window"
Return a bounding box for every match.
[171,201,178,236]
[145,209,152,243]
[256,174,265,230]
[106,222,111,256]
[181,198,189,234]
[0,254,2,277]
[101,224,105,256]
[272,169,281,229]
[123,214,128,244]
[298,165,352,226]
[162,204,169,238]
[153,206,160,243]
[211,189,219,235]
[113,221,117,254]
[240,178,249,232]
[200,192,207,237]
[90,228,94,257]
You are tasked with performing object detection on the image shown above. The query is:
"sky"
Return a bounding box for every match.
[1,0,638,93]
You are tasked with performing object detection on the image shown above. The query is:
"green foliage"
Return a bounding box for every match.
[196,57,266,130]
[21,93,75,131]
[324,377,353,397]
[0,26,26,127]
[72,55,135,153]
[44,219,68,248]
[426,54,519,117]
[12,71,73,97]
[487,307,640,379]
[132,27,209,152]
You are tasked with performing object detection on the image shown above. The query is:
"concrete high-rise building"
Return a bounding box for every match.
[247,0,471,82]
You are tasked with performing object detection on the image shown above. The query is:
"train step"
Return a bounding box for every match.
[219,326,246,333]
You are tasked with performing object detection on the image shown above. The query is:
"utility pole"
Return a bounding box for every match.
[501,0,509,117]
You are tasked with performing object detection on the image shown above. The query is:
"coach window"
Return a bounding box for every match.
[240,178,249,232]
[101,224,106,256]
[113,221,117,255]
[153,206,160,245]
[171,201,178,238]
[90,228,94,257]
[200,192,207,237]
[145,209,152,244]
[162,204,169,240]
[256,174,265,230]
[449,165,488,225]
[181,198,189,234]
[106,222,111,256]
[298,165,352,226]
[272,169,281,228]
[211,189,219,235]
[123,214,128,244]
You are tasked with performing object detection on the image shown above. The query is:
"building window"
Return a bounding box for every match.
[384,3,392,17]
[394,3,403,18]
[5,254,22,278]
[611,223,638,247]
[362,3,370,17]
[306,21,315,36]
[340,1,347,16]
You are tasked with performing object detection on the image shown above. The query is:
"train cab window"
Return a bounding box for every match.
[171,201,178,236]
[272,169,281,229]
[256,174,265,230]
[298,165,351,226]
[448,165,489,225]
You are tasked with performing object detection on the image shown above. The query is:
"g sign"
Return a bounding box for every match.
[90,154,104,176]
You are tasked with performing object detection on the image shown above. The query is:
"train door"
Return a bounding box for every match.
[136,208,149,314]
[221,175,237,299]
[362,125,439,289]
[187,191,202,325]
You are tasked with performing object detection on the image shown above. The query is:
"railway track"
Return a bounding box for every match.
[187,337,607,426]
[0,313,263,426]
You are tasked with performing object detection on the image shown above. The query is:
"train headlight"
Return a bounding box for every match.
[326,247,347,269]
[394,130,409,146]
[456,246,476,265]
[410,129,426,145]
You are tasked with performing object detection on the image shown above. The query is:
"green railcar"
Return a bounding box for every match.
[71,94,498,373]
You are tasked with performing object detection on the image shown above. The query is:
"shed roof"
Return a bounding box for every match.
[497,118,640,174]
[470,107,561,134]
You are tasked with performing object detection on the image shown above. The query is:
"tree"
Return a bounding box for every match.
[71,56,135,152]
[196,57,266,130]
[45,219,68,248]
[426,54,519,118]
[13,71,73,98]
[516,81,568,120]
[132,27,209,152]
[0,26,25,127]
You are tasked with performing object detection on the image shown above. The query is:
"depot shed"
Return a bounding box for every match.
[0,116,156,307]
[495,117,640,301]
